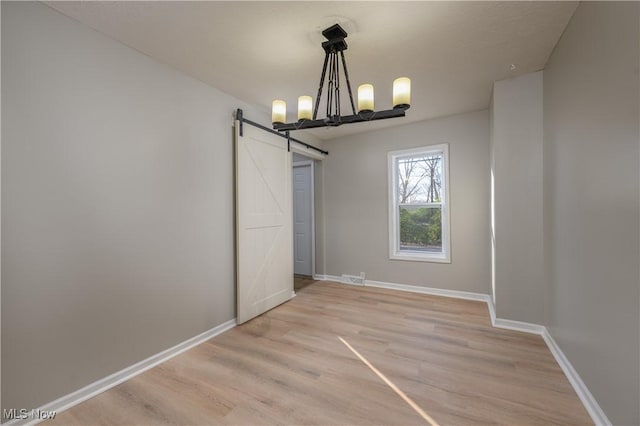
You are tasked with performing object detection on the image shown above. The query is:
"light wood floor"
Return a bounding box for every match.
[294,274,318,291]
[50,281,592,425]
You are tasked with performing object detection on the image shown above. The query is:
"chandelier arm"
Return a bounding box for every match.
[340,51,357,115]
[326,52,334,118]
[329,52,335,118]
[329,51,338,118]
[313,51,330,120]
[273,107,408,131]
[335,51,341,119]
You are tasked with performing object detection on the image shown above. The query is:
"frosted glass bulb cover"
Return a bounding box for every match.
[393,77,411,108]
[358,84,374,113]
[298,96,313,121]
[272,100,287,124]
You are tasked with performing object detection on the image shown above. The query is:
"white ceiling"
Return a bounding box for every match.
[46,1,577,140]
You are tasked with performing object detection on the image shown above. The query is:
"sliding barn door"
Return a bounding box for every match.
[235,121,293,324]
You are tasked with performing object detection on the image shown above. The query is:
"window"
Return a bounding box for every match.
[388,144,450,262]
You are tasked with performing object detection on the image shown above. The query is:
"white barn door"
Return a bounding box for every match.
[235,121,293,324]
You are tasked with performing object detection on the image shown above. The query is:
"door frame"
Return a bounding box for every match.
[292,159,315,278]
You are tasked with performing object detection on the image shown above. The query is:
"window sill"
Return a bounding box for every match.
[389,252,451,263]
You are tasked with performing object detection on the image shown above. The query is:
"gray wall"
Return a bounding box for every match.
[491,72,545,324]
[543,2,639,424]
[322,111,490,293]
[0,1,3,413]
[1,1,270,413]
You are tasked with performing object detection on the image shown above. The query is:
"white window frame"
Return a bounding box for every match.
[388,144,451,263]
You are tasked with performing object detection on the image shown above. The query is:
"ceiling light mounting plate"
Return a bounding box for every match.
[321,24,348,53]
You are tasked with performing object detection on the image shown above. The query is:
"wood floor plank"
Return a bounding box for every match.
[49,280,592,425]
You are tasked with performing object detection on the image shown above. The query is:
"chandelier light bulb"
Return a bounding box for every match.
[393,77,411,108]
[297,96,313,121]
[272,100,287,124]
[358,84,374,113]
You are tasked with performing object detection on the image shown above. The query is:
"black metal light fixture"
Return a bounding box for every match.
[272,24,411,131]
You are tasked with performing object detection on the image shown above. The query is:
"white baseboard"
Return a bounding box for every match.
[492,318,546,335]
[542,330,611,426]
[4,319,237,426]
[365,279,490,302]
[313,273,341,282]
[483,298,544,335]
[317,275,490,302]
[315,274,610,426]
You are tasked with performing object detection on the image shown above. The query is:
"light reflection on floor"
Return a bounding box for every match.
[338,336,439,426]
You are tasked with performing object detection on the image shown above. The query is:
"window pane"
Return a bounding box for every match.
[399,205,442,253]
[396,153,443,204]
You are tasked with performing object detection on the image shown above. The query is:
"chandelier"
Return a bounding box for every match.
[271,24,411,131]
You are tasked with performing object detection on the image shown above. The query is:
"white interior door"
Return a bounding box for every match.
[293,163,313,276]
[235,121,293,324]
